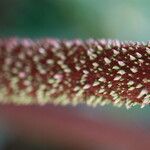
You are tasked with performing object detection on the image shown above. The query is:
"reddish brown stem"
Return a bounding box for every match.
[0,38,150,108]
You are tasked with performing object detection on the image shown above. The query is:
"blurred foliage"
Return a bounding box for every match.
[0,0,150,40]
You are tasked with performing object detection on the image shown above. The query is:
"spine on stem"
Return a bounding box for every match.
[0,38,150,108]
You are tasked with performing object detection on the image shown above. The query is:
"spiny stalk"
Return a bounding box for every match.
[0,38,150,109]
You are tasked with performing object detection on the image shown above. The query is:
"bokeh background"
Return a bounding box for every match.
[1,0,150,40]
[0,0,150,150]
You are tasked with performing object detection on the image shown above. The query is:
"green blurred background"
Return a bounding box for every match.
[1,0,150,40]
[0,0,150,149]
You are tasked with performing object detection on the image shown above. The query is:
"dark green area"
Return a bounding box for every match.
[1,0,150,40]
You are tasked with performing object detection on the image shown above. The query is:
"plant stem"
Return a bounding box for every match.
[0,38,149,108]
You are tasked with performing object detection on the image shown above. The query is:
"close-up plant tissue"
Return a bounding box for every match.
[0,0,149,150]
